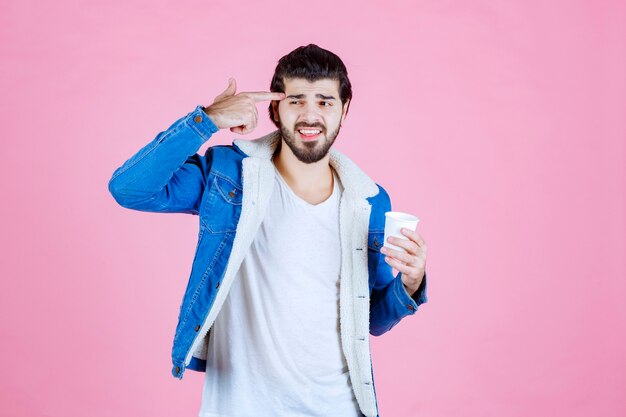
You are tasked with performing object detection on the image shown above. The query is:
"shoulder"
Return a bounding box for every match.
[206,144,245,159]
[367,183,392,231]
[368,183,392,211]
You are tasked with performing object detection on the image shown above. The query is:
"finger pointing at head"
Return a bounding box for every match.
[243,91,286,102]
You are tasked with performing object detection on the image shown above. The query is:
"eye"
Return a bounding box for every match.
[289,100,301,105]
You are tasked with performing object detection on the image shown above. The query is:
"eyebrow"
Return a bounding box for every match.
[286,94,337,100]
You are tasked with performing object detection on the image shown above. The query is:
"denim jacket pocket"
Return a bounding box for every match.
[367,231,384,252]
[201,173,242,233]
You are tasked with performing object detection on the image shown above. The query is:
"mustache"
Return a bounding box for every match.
[295,123,325,131]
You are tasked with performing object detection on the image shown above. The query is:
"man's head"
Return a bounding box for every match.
[268,44,352,164]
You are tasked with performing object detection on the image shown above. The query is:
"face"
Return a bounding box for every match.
[272,77,349,164]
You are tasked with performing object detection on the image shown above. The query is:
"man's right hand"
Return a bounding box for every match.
[203,78,285,135]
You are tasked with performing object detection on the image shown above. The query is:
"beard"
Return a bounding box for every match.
[278,121,342,164]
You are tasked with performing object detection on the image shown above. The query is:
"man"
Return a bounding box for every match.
[109,44,428,417]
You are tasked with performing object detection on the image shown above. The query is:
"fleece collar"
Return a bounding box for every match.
[233,130,380,200]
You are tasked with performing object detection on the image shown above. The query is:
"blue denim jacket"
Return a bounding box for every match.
[108,105,428,417]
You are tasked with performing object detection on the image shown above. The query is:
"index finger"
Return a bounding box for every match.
[242,91,286,102]
[402,228,425,246]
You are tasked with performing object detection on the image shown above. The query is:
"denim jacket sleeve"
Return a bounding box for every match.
[369,188,428,336]
[108,105,219,214]
[369,270,428,336]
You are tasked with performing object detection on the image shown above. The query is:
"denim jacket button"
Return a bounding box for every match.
[194,115,203,123]
[195,324,201,332]
[175,366,180,373]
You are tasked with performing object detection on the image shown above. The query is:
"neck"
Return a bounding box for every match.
[272,139,334,194]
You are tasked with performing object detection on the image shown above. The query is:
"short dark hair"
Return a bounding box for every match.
[268,44,352,128]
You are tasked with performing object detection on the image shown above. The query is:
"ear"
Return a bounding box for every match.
[341,98,350,124]
[271,101,280,122]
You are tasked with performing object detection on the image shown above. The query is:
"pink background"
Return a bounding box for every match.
[1,0,624,416]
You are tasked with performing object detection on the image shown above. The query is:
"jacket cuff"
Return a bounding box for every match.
[185,105,219,142]
[397,270,428,311]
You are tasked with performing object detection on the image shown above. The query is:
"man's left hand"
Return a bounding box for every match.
[380,228,428,296]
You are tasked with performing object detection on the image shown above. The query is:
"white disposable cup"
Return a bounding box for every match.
[383,211,420,253]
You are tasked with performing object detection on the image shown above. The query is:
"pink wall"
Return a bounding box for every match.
[1,0,624,416]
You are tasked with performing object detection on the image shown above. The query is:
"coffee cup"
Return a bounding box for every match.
[383,211,420,253]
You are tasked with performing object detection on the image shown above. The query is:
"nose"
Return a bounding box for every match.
[298,101,322,124]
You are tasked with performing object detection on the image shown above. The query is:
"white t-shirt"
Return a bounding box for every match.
[198,163,361,417]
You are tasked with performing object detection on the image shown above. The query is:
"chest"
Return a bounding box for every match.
[259,174,341,271]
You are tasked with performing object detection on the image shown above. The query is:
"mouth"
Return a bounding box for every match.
[297,128,322,141]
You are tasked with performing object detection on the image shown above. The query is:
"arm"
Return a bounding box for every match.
[369,189,428,336]
[108,79,286,214]
[108,105,218,214]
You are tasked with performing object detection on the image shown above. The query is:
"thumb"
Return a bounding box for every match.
[213,78,237,102]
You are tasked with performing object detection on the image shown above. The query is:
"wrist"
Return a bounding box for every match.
[202,107,220,129]
[403,283,417,297]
